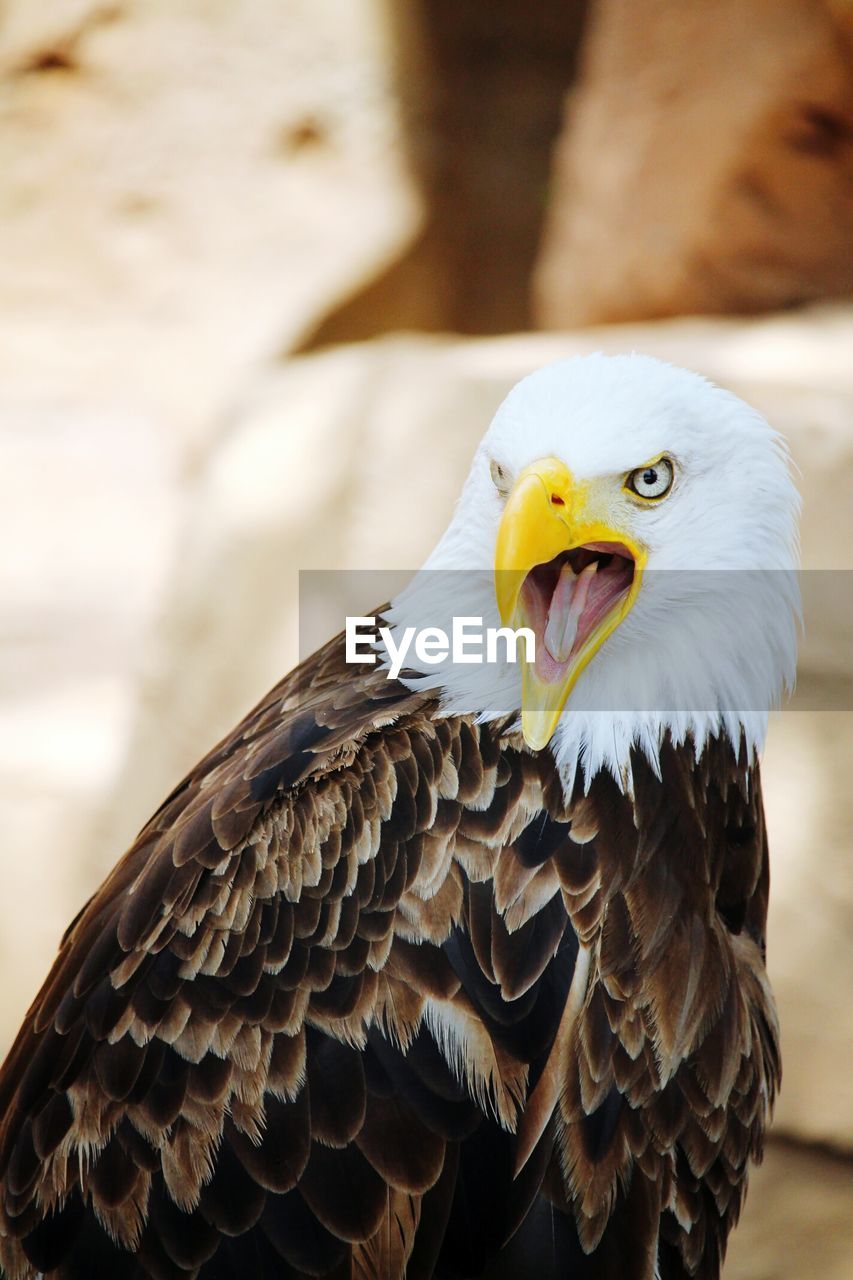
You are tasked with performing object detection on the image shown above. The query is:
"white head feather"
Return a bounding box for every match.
[382,353,801,794]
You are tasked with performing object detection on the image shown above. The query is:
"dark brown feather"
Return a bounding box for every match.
[0,627,778,1279]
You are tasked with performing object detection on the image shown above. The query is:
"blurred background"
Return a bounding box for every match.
[0,1,852,1275]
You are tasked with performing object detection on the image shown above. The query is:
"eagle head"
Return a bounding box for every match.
[385,353,800,790]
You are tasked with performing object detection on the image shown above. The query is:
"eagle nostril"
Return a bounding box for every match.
[551,494,565,507]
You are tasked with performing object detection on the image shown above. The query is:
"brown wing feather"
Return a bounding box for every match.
[0,624,778,1280]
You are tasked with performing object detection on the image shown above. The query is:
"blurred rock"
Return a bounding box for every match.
[0,0,120,75]
[535,0,853,327]
[0,405,180,1042]
[0,0,417,445]
[725,1140,853,1280]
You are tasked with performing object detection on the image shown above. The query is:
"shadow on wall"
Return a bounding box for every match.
[298,0,853,350]
[296,0,590,347]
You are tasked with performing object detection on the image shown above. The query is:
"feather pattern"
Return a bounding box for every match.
[0,628,778,1280]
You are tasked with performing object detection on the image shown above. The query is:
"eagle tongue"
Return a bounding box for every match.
[543,560,598,663]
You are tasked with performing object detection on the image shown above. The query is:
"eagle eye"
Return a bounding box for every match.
[626,457,674,501]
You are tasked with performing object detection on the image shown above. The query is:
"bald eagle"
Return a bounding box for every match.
[0,355,799,1279]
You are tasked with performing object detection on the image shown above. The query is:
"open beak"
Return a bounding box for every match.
[495,458,645,750]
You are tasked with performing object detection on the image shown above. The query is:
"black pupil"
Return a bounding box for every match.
[642,467,658,487]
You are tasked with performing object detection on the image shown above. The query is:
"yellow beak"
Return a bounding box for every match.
[494,458,645,750]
